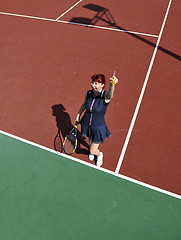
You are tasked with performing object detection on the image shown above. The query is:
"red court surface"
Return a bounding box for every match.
[60,0,168,35]
[0,0,181,196]
[1,0,169,35]
[0,0,78,19]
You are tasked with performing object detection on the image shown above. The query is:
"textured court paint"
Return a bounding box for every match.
[0,0,78,19]
[0,133,181,240]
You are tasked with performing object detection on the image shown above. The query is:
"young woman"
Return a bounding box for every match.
[75,72,118,167]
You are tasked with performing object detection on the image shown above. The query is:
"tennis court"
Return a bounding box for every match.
[0,0,181,239]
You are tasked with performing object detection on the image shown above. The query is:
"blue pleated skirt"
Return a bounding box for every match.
[81,123,111,144]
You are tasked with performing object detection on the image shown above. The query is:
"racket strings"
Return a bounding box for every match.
[64,133,76,154]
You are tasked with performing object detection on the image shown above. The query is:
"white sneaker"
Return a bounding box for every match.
[97,152,103,167]
[89,154,94,161]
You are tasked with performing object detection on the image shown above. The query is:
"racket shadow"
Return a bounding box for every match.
[52,104,89,156]
[54,131,63,153]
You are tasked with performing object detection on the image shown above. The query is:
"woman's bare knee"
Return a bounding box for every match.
[90,143,100,156]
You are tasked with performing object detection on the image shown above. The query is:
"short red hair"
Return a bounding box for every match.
[91,74,106,88]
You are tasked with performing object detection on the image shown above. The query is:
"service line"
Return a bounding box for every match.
[115,0,173,174]
[0,11,158,38]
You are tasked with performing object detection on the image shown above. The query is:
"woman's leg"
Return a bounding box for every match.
[89,141,103,167]
[89,142,100,156]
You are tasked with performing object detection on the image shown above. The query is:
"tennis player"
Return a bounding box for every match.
[75,72,118,167]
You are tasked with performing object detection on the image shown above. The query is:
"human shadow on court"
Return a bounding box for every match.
[69,3,181,61]
[52,104,89,155]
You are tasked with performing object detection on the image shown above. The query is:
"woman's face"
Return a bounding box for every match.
[91,81,104,92]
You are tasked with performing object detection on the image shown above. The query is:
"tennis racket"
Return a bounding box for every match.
[63,122,78,155]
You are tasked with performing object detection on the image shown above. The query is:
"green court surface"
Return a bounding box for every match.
[0,132,181,240]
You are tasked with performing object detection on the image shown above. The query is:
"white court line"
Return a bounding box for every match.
[115,0,173,174]
[64,20,159,38]
[0,129,181,200]
[56,0,83,21]
[0,11,158,38]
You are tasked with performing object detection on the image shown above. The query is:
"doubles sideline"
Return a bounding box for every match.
[115,0,173,173]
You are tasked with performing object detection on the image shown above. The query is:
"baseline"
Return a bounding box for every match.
[0,129,180,200]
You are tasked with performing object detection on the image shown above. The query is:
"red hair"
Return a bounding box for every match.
[91,74,106,88]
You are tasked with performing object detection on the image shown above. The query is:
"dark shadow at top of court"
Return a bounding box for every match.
[69,3,181,61]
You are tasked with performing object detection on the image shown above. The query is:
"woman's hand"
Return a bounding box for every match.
[105,71,118,103]
[110,71,118,85]
[75,93,87,122]
[75,114,80,123]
